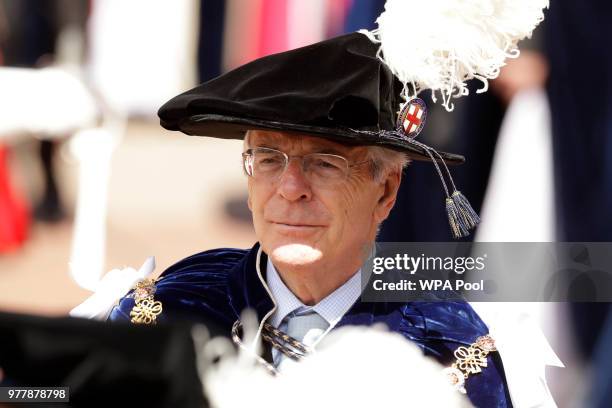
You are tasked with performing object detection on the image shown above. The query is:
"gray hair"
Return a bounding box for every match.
[367,146,410,182]
[244,130,410,181]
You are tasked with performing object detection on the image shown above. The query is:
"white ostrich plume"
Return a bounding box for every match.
[361,0,549,111]
[198,323,472,408]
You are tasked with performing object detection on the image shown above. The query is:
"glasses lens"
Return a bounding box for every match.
[251,148,286,178]
[305,154,349,183]
[244,149,351,186]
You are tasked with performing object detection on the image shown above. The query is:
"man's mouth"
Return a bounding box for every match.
[272,222,322,239]
[269,221,327,236]
[271,222,324,228]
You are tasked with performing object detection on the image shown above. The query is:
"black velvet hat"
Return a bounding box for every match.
[158,33,464,165]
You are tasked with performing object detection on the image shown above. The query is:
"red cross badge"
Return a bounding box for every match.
[396,98,427,139]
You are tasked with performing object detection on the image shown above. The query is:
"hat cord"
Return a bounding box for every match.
[405,137,480,238]
[341,127,480,238]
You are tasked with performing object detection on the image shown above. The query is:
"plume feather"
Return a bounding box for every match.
[361,0,549,111]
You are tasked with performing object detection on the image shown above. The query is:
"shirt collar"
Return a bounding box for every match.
[266,258,361,328]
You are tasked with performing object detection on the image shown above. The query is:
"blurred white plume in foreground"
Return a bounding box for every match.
[0,67,99,139]
[198,323,472,408]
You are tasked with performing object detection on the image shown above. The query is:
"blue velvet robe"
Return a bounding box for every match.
[109,243,512,407]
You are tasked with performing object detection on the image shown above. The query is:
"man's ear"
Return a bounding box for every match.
[374,170,402,223]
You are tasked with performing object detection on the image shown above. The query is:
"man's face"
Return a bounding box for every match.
[246,130,400,272]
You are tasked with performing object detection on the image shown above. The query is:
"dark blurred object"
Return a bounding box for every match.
[33,140,64,223]
[198,0,225,82]
[0,0,57,67]
[224,195,252,224]
[0,0,88,65]
[545,1,612,243]
[343,0,385,33]
[590,310,612,408]
[545,1,612,368]
[0,312,216,408]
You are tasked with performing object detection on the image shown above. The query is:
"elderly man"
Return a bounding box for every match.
[243,129,404,305]
[109,33,511,406]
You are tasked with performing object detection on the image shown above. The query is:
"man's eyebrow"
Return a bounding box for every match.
[250,137,281,147]
[311,147,351,156]
[253,142,281,149]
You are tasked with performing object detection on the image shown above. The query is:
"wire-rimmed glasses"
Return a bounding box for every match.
[242,147,370,187]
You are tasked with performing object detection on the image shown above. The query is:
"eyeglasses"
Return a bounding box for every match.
[242,147,370,187]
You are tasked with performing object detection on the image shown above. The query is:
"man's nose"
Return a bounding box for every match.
[277,158,312,201]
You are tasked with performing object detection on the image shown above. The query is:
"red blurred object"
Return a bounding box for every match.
[0,144,29,252]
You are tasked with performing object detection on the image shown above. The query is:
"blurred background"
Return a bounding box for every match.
[0,1,610,407]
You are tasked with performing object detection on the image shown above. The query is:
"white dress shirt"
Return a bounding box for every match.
[265,258,361,365]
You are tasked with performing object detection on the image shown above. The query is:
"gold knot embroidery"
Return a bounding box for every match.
[129,278,162,324]
[454,346,487,374]
[444,335,497,394]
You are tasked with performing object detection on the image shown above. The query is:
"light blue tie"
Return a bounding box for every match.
[276,309,329,369]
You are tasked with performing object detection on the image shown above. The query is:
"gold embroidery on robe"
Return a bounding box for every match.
[129,278,163,324]
[443,335,497,394]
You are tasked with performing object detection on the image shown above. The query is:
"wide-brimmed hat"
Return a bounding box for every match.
[158,33,464,165]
